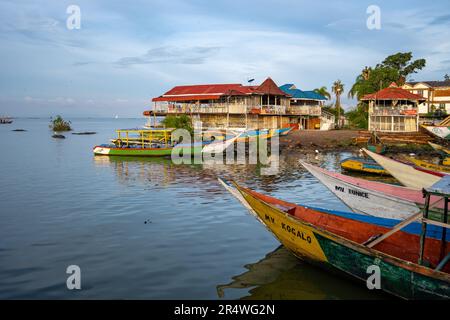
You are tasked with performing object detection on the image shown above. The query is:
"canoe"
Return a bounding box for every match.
[279,127,294,136]
[423,125,450,140]
[232,181,450,299]
[340,157,389,175]
[202,133,242,154]
[219,177,448,240]
[299,161,444,219]
[93,142,204,157]
[406,157,450,174]
[363,148,441,189]
[428,142,450,156]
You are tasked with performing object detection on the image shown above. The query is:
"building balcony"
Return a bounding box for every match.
[287,105,321,116]
[370,107,418,116]
[152,103,287,115]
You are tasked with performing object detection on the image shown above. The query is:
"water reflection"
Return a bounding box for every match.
[217,246,388,300]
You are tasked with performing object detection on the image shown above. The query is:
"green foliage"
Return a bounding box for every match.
[445,74,450,81]
[161,115,193,134]
[313,86,331,100]
[50,115,72,131]
[346,104,368,129]
[349,52,426,100]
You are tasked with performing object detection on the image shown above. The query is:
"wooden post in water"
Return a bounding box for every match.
[419,191,430,265]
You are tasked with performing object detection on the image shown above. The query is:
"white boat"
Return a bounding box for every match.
[423,125,450,140]
[363,148,441,189]
[299,160,426,219]
[202,132,242,154]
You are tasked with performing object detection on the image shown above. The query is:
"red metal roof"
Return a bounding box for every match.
[152,78,289,102]
[152,95,222,102]
[361,83,426,101]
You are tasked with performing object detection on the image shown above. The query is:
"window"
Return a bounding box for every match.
[440,103,446,109]
[417,90,424,96]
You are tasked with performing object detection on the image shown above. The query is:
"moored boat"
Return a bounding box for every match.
[0,117,13,124]
[300,160,444,219]
[229,180,450,299]
[363,148,441,189]
[93,128,203,157]
[340,157,389,175]
[423,125,450,140]
[428,141,450,156]
[405,157,450,174]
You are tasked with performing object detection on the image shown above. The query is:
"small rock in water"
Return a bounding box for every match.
[72,132,97,135]
[52,134,66,139]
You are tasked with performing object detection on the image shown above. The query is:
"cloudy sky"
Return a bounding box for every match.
[1,0,449,117]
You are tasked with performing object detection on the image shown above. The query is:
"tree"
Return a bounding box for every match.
[445,74,450,81]
[378,52,425,85]
[50,115,72,131]
[332,80,344,127]
[349,52,426,100]
[161,115,193,134]
[313,86,331,100]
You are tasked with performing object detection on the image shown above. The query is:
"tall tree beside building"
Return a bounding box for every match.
[313,86,331,100]
[348,52,426,100]
[332,80,344,127]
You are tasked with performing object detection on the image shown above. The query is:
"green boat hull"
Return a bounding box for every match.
[93,145,203,157]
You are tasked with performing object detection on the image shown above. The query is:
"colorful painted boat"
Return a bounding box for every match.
[300,161,444,220]
[279,127,294,136]
[94,128,205,157]
[363,148,441,189]
[220,178,448,241]
[231,181,450,299]
[423,125,450,140]
[340,157,389,175]
[428,142,450,156]
[405,157,450,174]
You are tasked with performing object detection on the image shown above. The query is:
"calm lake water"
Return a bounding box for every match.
[0,118,388,299]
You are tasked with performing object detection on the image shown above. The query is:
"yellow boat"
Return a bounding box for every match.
[406,157,450,174]
[340,157,389,175]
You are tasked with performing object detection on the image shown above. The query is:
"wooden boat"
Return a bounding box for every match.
[279,127,294,136]
[428,142,450,156]
[367,132,386,154]
[300,160,444,219]
[202,132,242,154]
[423,125,450,140]
[406,157,450,174]
[363,148,441,189]
[220,178,448,241]
[340,157,389,175]
[93,128,204,157]
[230,180,450,299]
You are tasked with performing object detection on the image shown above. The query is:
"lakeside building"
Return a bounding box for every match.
[145,77,327,130]
[362,82,425,132]
[279,84,326,129]
[402,80,450,115]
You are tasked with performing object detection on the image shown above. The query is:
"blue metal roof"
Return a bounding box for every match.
[279,84,326,101]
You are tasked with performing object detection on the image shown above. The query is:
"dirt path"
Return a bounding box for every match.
[281,130,359,153]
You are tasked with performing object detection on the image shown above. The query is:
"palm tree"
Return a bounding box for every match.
[362,66,371,80]
[332,80,344,128]
[313,86,331,100]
